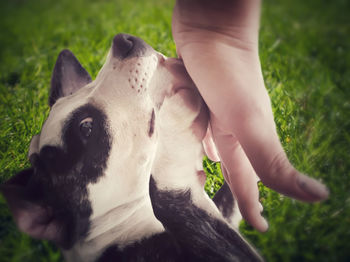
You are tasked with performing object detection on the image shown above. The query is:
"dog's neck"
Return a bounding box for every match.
[151,109,218,215]
[153,127,204,189]
[63,194,164,262]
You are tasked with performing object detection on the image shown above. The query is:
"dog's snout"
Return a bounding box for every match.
[112,33,153,59]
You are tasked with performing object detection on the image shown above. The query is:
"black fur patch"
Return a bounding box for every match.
[96,177,261,262]
[149,177,261,262]
[50,49,92,107]
[213,182,235,222]
[27,104,111,248]
[97,232,183,262]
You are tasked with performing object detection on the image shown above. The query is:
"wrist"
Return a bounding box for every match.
[178,33,259,58]
[180,40,263,82]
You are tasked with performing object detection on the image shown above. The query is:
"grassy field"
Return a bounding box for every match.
[0,0,349,261]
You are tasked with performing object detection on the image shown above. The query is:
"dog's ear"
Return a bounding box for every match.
[49,49,92,107]
[0,168,69,247]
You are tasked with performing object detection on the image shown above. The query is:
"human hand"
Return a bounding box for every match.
[172,0,329,232]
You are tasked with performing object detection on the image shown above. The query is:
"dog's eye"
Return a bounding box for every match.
[80,117,93,138]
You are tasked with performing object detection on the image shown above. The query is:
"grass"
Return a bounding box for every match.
[0,0,349,261]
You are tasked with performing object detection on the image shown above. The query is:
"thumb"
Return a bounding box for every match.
[258,152,329,202]
[225,97,330,202]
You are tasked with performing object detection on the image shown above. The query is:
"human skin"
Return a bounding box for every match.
[172,0,329,232]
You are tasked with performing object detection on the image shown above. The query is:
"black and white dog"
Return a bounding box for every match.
[1,34,262,262]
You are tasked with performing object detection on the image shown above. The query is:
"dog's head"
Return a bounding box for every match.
[1,34,208,249]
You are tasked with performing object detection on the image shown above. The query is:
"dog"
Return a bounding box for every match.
[1,34,262,262]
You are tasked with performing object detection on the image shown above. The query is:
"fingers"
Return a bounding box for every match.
[221,166,268,232]
[211,123,268,231]
[202,125,220,162]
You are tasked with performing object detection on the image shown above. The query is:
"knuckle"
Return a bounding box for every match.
[263,152,295,187]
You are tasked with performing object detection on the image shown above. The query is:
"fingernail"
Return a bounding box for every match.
[256,216,268,233]
[297,174,329,200]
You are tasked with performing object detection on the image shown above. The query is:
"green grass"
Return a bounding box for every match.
[0,0,349,261]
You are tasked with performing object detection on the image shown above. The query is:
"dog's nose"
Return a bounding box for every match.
[112,33,153,59]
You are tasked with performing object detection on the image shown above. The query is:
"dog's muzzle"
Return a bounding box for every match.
[112,33,154,60]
